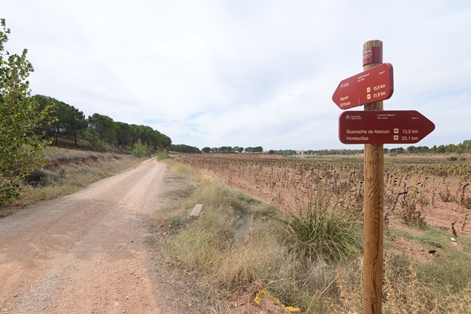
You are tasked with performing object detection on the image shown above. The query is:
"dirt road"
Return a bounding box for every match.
[0,159,171,313]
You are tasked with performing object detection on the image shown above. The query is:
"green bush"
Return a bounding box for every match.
[157,149,170,160]
[132,139,149,157]
[447,156,458,161]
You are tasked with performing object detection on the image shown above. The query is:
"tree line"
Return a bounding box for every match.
[268,141,471,156]
[170,144,201,154]
[201,146,263,154]
[169,145,265,155]
[388,141,471,155]
[32,95,172,153]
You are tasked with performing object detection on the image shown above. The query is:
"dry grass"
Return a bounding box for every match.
[157,161,361,312]
[329,253,471,314]
[156,160,471,313]
[10,147,141,206]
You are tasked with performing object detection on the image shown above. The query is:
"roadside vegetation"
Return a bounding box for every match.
[0,148,141,212]
[156,158,471,313]
[0,19,51,205]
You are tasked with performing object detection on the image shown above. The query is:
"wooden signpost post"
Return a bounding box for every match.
[362,40,385,314]
[332,40,434,314]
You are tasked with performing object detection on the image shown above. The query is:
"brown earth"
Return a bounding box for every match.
[175,154,471,264]
[0,159,173,314]
[207,157,471,238]
[198,153,284,160]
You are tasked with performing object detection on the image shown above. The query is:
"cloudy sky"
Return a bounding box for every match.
[2,0,470,150]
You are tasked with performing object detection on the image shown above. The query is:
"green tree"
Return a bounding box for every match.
[202,147,211,154]
[138,125,154,148]
[245,146,263,153]
[128,124,139,148]
[115,121,131,149]
[463,140,471,153]
[147,129,160,150]
[455,143,464,155]
[170,144,201,154]
[417,146,429,154]
[218,146,234,153]
[437,145,446,154]
[156,133,171,149]
[0,19,50,204]
[87,113,114,148]
[445,144,456,154]
[33,95,87,146]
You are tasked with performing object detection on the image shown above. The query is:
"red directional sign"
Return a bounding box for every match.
[332,63,394,110]
[339,110,435,144]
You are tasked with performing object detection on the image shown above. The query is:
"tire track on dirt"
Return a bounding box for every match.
[0,159,171,313]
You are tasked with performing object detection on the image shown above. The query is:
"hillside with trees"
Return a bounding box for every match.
[33,94,172,154]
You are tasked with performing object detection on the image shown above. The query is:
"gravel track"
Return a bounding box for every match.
[0,159,171,314]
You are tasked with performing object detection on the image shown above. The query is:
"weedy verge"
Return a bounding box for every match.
[155,159,471,313]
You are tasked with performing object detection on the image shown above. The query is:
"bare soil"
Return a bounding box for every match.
[198,153,284,160]
[175,154,471,265]
[197,155,471,238]
[0,159,174,313]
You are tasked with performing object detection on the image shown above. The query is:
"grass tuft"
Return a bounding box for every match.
[278,192,363,262]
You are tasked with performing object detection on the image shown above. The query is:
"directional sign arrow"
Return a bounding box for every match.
[339,110,435,144]
[332,63,394,110]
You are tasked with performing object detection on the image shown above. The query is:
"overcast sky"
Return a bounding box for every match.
[2,0,470,150]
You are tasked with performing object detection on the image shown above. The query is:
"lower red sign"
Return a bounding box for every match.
[339,110,435,144]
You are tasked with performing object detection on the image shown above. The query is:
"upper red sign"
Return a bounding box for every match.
[363,46,383,65]
[332,63,394,110]
[338,110,435,144]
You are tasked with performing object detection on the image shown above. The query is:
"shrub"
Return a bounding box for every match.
[278,192,363,262]
[132,139,149,157]
[157,149,170,160]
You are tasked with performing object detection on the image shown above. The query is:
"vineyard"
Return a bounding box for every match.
[173,154,471,237]
[162,153,471,312]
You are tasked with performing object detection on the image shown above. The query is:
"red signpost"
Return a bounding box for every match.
[332,40,434,314]
[338,110,435,144]
[332,63,394,109]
